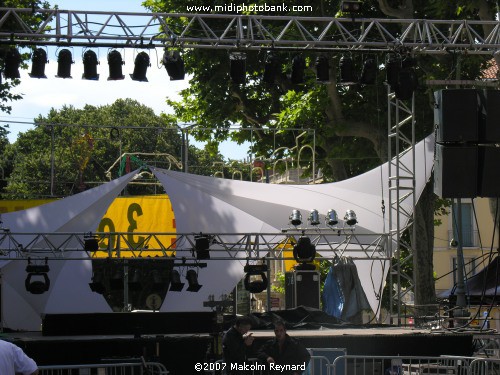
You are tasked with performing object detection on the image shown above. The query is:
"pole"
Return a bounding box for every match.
[455,198,467,309]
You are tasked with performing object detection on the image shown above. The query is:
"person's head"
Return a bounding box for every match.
[234,316,253,335]
[273,320,287,342]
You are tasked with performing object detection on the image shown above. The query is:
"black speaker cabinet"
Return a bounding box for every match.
[434,144,477,198]
[285,271,320,309]
[478,90,500,143]
[434,89,478,143]
[478,146,500,197]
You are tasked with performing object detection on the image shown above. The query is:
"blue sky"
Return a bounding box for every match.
[2,0,250,161]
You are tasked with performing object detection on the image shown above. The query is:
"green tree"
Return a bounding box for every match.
[1,98,224,199]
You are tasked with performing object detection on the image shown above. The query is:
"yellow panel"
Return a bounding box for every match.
[0,199,55,213]
[93,195,176,258]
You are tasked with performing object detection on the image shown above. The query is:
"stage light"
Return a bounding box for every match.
[289,209,302,226]
[359,58,377,84]
[107,49,124,80]
[25,259,50,294]
[163,50,185,80]
[128,268,142,291]
[308,209,321,226]
[293,236,316,263]
[89,271,106,294]
[263,51,279,84]
[56,48,73,78]
[186,269,202,292]
[169,270,184,292]
[131,51,150,82]
[29,48,48,78]
[4,47,21,79]
[290,54,305,84]
[395,67,418,101]
[326,209,339,226]
[341,1,362,13]
[84,235,99,252]
[194,234,210,260]
[82,50,99,80]
[110,269,124,290]
[244,264,268,293]
[339,55,356,84]
[315,55,330,82]
[230,52,246,84]
[344,209,358,226]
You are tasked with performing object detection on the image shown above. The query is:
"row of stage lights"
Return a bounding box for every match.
[2,45,417,99]
[289,208,358,228]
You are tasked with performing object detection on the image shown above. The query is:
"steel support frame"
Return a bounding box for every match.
[387,87,416,325]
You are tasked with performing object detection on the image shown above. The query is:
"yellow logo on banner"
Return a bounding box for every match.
[93,195,177,258]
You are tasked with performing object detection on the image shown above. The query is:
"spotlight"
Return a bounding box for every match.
[395,67,418,101]
[25,259,50,294]
[29,48,48,78]
[186,269,202,292]
[359,58,377,84]
[289,209,302,226]
[263,51,279,84]
[290,54,305,84]
[169,270,184,292]
[84,235,99,252]
[293,236,316,263]
[339,56,356,84]
[315,55,330,82]
[326,209,339,226]
[4,47,21,79]
[56,48,73,78]
[82,50,99,80]
[308,209,321,226]
[344,210,358,226]
[244,264,268,293]
[89,271,106,294]
[107,49,124,80]
[194,234,210,260]
[163,50,185,80]
[341,1,362,13]
[230,52,246,84]
[128,268,142,291]
[131,51,150,82]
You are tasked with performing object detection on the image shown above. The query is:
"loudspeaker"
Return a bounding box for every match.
[285,271,320,309]
[434,144,477,198]
[478,146,500,197]
[478,90,500,143]
[434,89,478,143]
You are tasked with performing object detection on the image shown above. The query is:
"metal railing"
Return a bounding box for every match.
[38,361,169,375]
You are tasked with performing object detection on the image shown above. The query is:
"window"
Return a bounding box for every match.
[451,202,476,247]
[452,257,477,285]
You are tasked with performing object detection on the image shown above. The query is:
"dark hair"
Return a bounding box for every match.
[273,319,286,330]
[235,316,253,328]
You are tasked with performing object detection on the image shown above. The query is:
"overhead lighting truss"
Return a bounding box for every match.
[0,9,500,54]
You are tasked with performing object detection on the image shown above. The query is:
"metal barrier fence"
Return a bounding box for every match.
[38,361,169,375]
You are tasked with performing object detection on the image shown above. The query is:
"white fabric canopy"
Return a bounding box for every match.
[152,134,435,316]
[0,170,139,331]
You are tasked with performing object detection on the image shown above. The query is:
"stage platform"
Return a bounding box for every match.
[1,311,479,375]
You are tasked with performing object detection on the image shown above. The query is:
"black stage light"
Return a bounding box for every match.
[29,48,48,78]
[315,55,330,82]
[84,235,99,252]
[4,47,21,79]
[56,48,73,78]
[229,52,246,84]
[290,54,305,84]
[395,67,418,101]
[169,270,184,292]
[359,58,377,84]
[293,236,316,263]
[243,264,268,293]
[25,260,50,294]
[186,269,202,292]
[339,55,356,84]
[131,51,150,82]
[163,50,185,80]
[194,234,211,260]
[263,51,279,84]
[107,49,125,80]
[82,50,99,80]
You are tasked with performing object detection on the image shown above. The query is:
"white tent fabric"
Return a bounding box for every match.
[152,134,435,316]
[0,170,139,331]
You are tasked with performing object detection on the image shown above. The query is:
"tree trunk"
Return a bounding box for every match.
[413,179,437,325]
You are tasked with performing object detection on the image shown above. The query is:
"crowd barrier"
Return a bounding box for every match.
[38,360,169,375]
